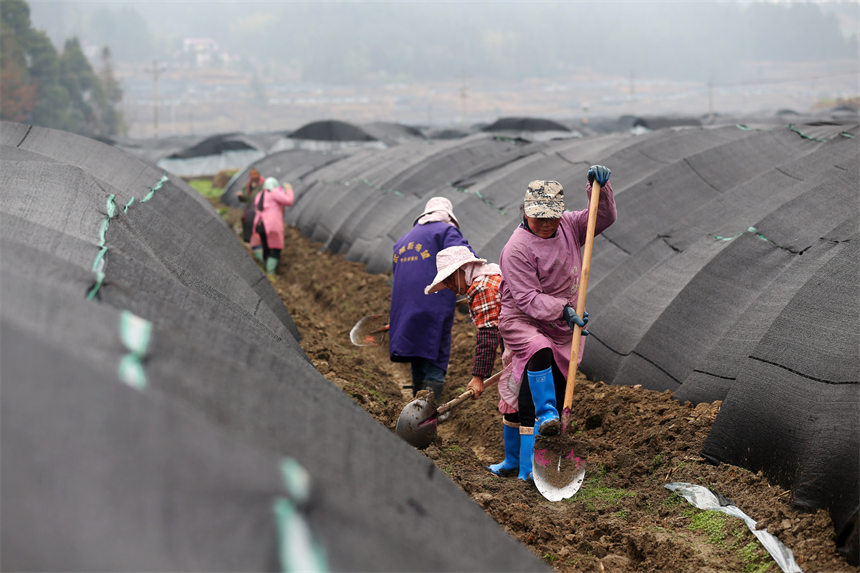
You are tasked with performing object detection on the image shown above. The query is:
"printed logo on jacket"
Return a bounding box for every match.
[394,241,432,264]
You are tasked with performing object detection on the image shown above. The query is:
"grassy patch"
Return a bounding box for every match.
[650,454,666,473]
[188,178,222,200]
[686,510,774,572]
[542,553,560,564]
[573,475,636,511]
[664,492,684,510]
[348,382,386,404]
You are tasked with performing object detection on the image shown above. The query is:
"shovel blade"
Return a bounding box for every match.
[532,438,587,501]
[349,315,389,346]
[395,397,438,449]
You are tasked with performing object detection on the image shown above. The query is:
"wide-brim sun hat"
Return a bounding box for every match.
[425,246,486,295]
[413,196,461,228]
[523,179,564,218]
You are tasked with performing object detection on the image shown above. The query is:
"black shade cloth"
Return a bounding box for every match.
[0,121,549,572]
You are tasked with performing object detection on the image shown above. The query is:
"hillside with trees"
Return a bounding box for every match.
[1,0,125,137]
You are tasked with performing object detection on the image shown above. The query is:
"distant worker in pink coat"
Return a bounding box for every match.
[251,177,294,276]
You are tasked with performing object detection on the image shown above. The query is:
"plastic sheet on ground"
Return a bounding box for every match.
[665,482,803,573]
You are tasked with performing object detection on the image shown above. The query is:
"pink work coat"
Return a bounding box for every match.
[498,182,616,388]
[251,185,294,250]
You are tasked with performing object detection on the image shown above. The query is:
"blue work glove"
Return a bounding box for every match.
[562,305,589,336]
[587,165,611,186]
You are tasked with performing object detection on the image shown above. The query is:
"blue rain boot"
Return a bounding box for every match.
[528,366,560,436]
[518,426,535,481]
[488,421,520,476]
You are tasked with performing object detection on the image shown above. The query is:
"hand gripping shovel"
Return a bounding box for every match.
[532,180,602,502]
[395,370,504,448]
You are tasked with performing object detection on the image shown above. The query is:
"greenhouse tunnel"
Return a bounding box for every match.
[231,117,859,562]
[0,121,549,572]
[1,114,858,568]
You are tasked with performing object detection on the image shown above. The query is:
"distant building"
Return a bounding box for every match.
[182,38,223,68]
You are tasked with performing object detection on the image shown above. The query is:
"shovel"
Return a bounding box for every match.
[532,180,602,502]
[349,296,469,347]
[395,369,504,449]
[349,314,389,346]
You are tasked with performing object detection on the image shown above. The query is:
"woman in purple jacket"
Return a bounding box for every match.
[389,197,473,401]
[498,167,616,480]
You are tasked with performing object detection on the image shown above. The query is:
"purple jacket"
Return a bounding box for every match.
[389,221,471,370]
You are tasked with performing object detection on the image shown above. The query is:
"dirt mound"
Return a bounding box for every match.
[217,198,853,572]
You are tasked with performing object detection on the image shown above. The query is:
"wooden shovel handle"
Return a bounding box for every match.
[562,181,602,422]
[437,369,504,414]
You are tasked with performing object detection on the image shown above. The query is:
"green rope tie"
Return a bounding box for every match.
[708,227,773,243]
[787,123,829,143]
[709,232,743,241]
[141,173,169,203]
[117,311,152,390]
[90,173,167,300]
[274,458,328,573]
[450,185,506,215]
[338,176,507,214]
[747,226,773,243]
[88,195,118,300]
[343,177,404,197]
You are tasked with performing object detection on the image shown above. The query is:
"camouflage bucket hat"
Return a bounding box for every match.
[523,180,564,218]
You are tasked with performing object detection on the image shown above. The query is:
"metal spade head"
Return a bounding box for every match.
[532,442,587,502]
[349,315,389,346]
[395,397,439,448]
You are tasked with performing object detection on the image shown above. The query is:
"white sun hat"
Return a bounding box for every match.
[424,246,486,295]
[413,196,461,228]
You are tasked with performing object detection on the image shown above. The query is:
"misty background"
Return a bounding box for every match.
[25,1,860,137]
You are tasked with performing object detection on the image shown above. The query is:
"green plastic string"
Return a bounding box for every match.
[274,458,328,573]
[141,173,169,203]
[86,271,105,301]
[451,185,506,214]
[748,226,773,243]
[98,194,117,247]
[709,227,774,244]
[343,177,403,197]
[280,458,311,504]
[333,176,508,215]
[92,246,108,272]
[89,195,118,299]
[709,232,743,242]
[840,132,855,139]
[787,123,828,143]
[117,310,152,390]
[90,173,167,301]
[735,124,755,131]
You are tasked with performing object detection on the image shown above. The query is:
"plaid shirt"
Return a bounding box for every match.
[468,274,503,377]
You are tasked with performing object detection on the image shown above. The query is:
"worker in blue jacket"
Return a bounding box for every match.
[389,197,473,401]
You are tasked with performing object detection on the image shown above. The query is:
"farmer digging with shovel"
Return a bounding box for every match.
[498,168,616,482]
[424,246,535,476]
[424,245,503,421]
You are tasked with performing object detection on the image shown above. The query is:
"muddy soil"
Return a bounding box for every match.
[219,200,854,573]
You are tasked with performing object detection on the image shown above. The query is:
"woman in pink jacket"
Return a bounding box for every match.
[251,177,294,275]
[498,167,616,480]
